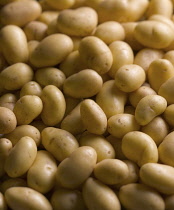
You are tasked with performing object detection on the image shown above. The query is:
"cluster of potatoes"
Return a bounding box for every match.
[1,0,174,209]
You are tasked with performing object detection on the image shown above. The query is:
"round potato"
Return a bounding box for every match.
[20,81,42,98]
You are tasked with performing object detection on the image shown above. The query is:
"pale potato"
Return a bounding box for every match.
[20,81,42,98]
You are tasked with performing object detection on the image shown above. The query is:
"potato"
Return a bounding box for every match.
[38,11,59,25]
[20,81,42,98]
[163,50,174,67]
[115,64,146,93]
[46,0,75,10]
[0,25,29,64]
[41,127,79,162]
[4,125,41,146]
[0,93,17,110]
[56,146,97,189]
[108,41,134,78]
[0,0,41,27]
[79,36,113,74]
[5,136,37,177]
[140,163,174,194]
[79,133,115,162]
[13,95,43,125]
[119,183,165,210]
[0,63,33,91]
[29,33,73,68]
[5,187,52,210]
[27,150,57,194]
[122,131,158,167]
[51,188,86,210]
[135,95,167,125]
[94,159,129,185]
[63,69,103,98]
[57,7,98,37]
[41,85,66,126]
[0,192,7,210]
[82,177,121,210]
[80,99,107,135]
[0,107,17,134]
[163,104,174,126]
[107,114,140,138]
[96,80,127,118]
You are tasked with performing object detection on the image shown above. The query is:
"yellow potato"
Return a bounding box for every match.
[57,7,98,37]
[5,187,52,210]
[79,36,113,74]
[63,69,103,98]
[41,127,79,161]
[29,33,73,68]
[0,25,29,64]
[108,41,134,78]
[83,177,121,210]
[20,81,42,98]
[41,85,66,126]
[0,63,33,91]
[163,104,174,126]
[51,188,86,210]
[46,0,75,10]
[107,114,140,138]
[122,131,158,167]
[140,163,174,194]
[0,93,17,110]
[56,146,97,189]
[38,11,59,25]
[0,0,41,27]
[94,159,129,185]
[5,136,37,177]
[79,133,115,162]
[96,80,127,118]
[135,95,167,125]
[115,64,146,93]
[4,125,41,146]
[13,95,43,125]
[80,99,107,135]
[27,150,57,194]
[0,107,17,134]
[0,192,7,210]
[119,183,165,210]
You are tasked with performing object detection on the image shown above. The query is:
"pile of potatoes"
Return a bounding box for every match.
[1,0,174,209]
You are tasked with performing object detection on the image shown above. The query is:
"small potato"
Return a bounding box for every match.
[24,21,48,41]
[13,95,43,125]
[0,192,7,210]
[41,85,66,126]
[134,21,174,49]
[5,136,37,178]
[83,177,121,210]
[122,131,158,167]
[35,67,66,88]
[134,48,164,72]
[147,59,174,92]
[165,195,174,210]
[79,133,115,162]
[38,11,59,25]
[115,64,146,93]
[27,150,57,194]
[158,77,174,104]
[56,146,97,189]
[80,99,107,135]
[41,127,79,162]
[163,104,174,126]
[20,81,42,98]
[119,183,165,210]
[107,114,140,138]
[51,188,86,210]
[94,159,129,185]
[135,95,167,125]
[57,7,98,37]
[29,33,73,68]
[0,25,29,64]
[46,0,75,10]
[0,63,33,91]
[163,50,174,67]
[93,21,125,45]
[5,187,52,210]
[0,107,16,134]
[140,163,174,194]
[96,80,127,118]
[79,36,113,74]
[0,0,41,27]
[4,125,41,146]
[129,86,156,108]
[108,41,134,78]
[63,69,103,98]
[0,93,17,110]
[158,132,174,167]
[141,117,169,146]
